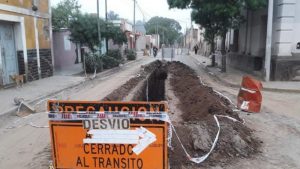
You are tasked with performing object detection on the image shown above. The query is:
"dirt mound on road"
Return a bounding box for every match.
[168,61,239,122]
[167,61,260,168]
[104,60,261,168]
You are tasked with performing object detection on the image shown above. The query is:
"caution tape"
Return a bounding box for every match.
[198,76,238,110]
[29,122,49,128]
[47,110,243,164]
[48,111,170,122]
[169,114,243,164]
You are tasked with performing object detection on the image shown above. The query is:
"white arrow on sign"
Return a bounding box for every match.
[83,127,157,155]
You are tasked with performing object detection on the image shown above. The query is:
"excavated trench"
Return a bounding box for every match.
[133,64,168,102]
[104,61,261,168]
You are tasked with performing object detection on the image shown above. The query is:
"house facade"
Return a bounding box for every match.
[111,19,135,50]
[196,0,300,81]
[226,0,300,81]
[0,0,53,86]
[53,29,82,71]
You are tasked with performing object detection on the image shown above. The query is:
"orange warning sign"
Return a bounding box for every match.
[48,101,169,169]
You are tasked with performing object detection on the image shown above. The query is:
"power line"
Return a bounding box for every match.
[135,1,152,22]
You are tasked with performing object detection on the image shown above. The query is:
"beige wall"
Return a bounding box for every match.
[0,0,50,49]
[0,0,49,13]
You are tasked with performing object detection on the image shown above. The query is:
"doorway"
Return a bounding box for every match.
[0,22,18,85]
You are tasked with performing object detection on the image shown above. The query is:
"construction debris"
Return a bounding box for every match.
[16,100,36,117]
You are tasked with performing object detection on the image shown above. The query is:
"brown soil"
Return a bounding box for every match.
[104,60,261,168]
[167,61,260,168]
[168,61,239,121]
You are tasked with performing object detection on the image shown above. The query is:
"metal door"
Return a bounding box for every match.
[0,22,18,85]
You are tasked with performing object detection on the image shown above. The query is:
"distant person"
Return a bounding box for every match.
[153,46,158,57]
[150,43,153,55]
[194,44,199,55]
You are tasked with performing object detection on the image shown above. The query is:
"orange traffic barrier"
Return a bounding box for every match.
[237,76,263,113]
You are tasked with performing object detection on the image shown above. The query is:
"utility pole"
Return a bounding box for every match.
[97,0,102,54]
[97,0,103,72]
[133,0,136,51]
[105,0,108,21]
[162,31,165,45]
[265,0,274,81]
[105,0,108,53]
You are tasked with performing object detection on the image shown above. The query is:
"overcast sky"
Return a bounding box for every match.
[51,0,192,31]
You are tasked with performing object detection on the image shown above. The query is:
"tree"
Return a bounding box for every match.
[145,16,182,46]
[168,0,267,69]
[69,14,127,52]
[69,14,106,52]
[52,0,81,31]
[106,25,127,46]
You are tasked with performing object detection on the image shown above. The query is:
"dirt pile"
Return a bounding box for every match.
[167,61,260,168]
[168,61,238,121]
[104,60,261,168]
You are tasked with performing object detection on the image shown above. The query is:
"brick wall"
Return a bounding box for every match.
[40,49,53,78]
[17,51,25,75]
[17,48,53,82]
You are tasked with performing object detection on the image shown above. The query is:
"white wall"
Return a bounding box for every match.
[291,0,300,56]
[136,35,146,51]
[272,0,296,56]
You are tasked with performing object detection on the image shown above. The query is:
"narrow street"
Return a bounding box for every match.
[172,54,300,169]
[1,0,300,169]
[0,57,155,169]
[1,53,300,169]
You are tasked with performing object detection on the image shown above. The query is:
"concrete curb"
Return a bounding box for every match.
[205,68,300,93]
[190,55,300,93]
[0,57,148,118]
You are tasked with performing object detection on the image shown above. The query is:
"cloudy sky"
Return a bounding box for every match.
[51,0,192,31]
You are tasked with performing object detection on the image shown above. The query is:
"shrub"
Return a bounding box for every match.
[84,50,127,73]
[126,49,137,60]
[84,53,103,73]
[107,49,124,63]
[102,55,120,69]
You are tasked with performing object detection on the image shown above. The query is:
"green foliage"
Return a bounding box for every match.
[69,14,127,52]
[52,0,81,31]
[126,50,137,61]
[84,53,103,73]
[145,16,182,45]
[102,55,120,69]
[107,49,124,63]
[169,0,267,43]
[245,0,268,10]
[69,14,106,52]
[103,50,125,69]
[105,24,128,45]
[85,50,125,72]
[167,0,191,9]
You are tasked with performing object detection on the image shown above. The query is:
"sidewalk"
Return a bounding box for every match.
[0,75,85,116]
[190,54,300,93]
[0,54,147,116]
